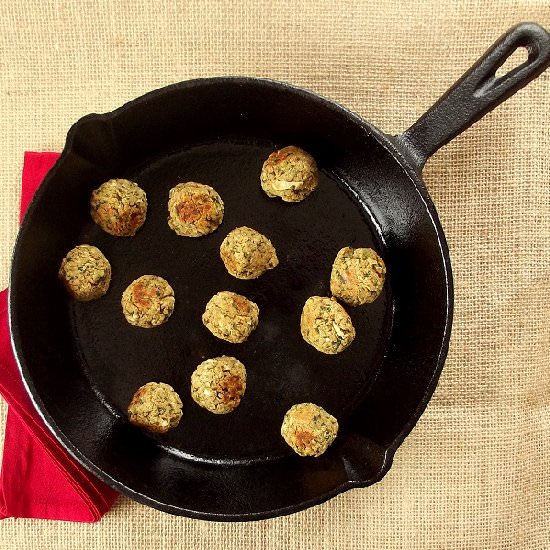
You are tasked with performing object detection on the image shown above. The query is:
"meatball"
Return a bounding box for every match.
[58,244,111,301]
[260,145,318,202]
[202,291,259,343]
[127,382,183,433]
[281,403,338,457]
[191,356,246,414]
[167,182,224,237]
[300,296,355,354]
[121,275,175,328]
[220,226,279,279]
[330,247,386,306]
[90,178,147,236]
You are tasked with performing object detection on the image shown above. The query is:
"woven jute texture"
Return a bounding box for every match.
[1,1,549,548]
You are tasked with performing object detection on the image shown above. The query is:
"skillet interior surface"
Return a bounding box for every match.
[9,78,452,519]
[73,141,392,462]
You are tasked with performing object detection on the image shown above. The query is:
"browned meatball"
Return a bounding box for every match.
[121,275,175,328]
[190,356,247,414]
[281,403,338,457]
[167,182,224,237]
[90,179,147,236]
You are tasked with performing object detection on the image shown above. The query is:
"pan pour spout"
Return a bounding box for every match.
[397,22,550,169]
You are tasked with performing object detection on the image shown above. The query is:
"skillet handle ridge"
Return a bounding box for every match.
[397,22,550,169]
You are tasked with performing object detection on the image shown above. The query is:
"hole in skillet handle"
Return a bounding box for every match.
[494,47,529,79]
[395,22,550,170]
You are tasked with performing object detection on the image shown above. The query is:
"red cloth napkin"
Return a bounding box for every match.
[0,152,118,521]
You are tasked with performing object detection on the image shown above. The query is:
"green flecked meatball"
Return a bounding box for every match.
[330,247,386,306]
[220,226,278,280]
[58,244,111,301]
[300,296,355,354]
[127,382,183,434]
[260,146,318,202]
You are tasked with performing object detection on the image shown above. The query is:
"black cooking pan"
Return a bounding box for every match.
[9,23,550,520]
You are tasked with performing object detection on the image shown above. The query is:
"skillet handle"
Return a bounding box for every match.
[397,22,550,169]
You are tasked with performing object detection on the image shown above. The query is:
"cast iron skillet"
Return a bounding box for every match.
[9,23,550,520]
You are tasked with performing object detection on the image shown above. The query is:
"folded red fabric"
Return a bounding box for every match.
[0,152,118,521]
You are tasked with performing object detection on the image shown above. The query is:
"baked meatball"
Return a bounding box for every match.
[167,182,224,237]
[90,178,147,236]
[191,356,246,414]
[127,382,183,433]
[260,146,318,202]
[281,403,338,457]
[330,247,386,306]
[58,244,111,301]
[300,296,355,354]
[202,291,259,343]
[121,275,175,328]
[220,226,278,279]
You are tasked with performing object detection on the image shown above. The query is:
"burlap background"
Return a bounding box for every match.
[0,1,549,548]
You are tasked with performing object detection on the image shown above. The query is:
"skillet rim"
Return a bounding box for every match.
[8,76,453,520]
